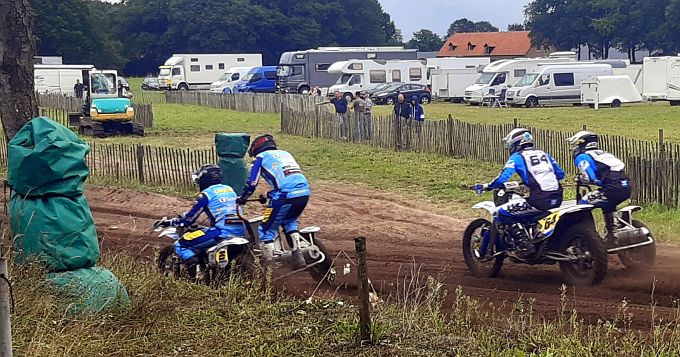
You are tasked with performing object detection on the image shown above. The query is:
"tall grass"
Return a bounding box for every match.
[9,255,680,356]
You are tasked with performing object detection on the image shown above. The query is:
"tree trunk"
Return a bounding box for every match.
[0,0,38,142]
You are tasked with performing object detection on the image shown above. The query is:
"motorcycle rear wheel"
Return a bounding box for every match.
[558,226,608,286]
[617,220,656,270]
[462,218,504,278]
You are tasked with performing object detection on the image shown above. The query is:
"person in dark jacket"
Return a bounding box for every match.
[393,94,411,119]
[410,95,425,134]
[393,94,411,149]
[74,80,84,99]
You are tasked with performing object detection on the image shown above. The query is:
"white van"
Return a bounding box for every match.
[463,57,576,104]
[507,64,613,107]
[34,64,94,95]
[209,66,254,93]
[642,56,680,106]
[581,75,642,108]
[327,59,426,101]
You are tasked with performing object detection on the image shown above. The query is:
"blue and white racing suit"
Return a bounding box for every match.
[174,184,245,261]
[489,148,565,223]
[575,150,631,214]
[242,150,311,242]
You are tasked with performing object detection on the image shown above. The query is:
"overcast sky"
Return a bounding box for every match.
[378,0,531,40]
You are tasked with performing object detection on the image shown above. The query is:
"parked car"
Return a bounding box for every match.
[141,77,160,91]
[371,83,431,105]
[366,82,401,96]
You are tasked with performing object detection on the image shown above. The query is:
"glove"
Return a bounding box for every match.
[473,183,490,194]
[236,196,247,205]
[257,194,268,204]
[170,217,182,227]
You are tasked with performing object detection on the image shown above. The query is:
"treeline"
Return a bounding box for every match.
[526,0,680,61]
[32,0,402,75]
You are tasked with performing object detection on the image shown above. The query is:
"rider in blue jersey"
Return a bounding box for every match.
[165,164,245,272]
[567,131,631,245]
[475,128,565,254]
[238,134,310,260]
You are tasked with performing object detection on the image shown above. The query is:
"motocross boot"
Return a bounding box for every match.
[603,213,619,249]
[286,231,308,269]
[260,241,276,262]
[184,256,202,281]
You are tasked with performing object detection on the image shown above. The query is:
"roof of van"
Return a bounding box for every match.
[534,64,613,72]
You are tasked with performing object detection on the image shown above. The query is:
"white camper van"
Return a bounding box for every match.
[425,57,490,72]
[209,66,255,93]
[642,56,680,106]
[581,75,642,108]
[34,64,95,95]
[158,54,262,91]
[506,64,613,107]
[327,59,426,101]
[463,57,577,104]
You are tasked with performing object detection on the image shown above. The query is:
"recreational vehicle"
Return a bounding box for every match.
[430,67,484,102]
[642,56,680,106]
[327,59,427,101]
[506,64,613,107]
[158,54,262,91]
[276,47,418,94]
[463,56,577,104]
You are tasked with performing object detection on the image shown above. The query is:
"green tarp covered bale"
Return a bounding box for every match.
[8,117,99,272]
[215,133,249,195]
[10,194,99,272]
[47,267,130,314]
[8,117,89,196]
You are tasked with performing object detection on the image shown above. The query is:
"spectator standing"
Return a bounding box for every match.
[393,94,411,149]
[361,91,373,140]
[317,91,349,140]
[410,95,425,134]
[74,79,84,99]
[351,91,365,139]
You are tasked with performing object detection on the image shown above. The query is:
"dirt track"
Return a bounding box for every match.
[89,184,680,328]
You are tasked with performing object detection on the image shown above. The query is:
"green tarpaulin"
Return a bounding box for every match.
[47,267,130,314]
[215,133,249,195]
[8,117,90,196]
[10,194,99,272]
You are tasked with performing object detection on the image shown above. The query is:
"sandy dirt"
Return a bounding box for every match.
[88,184,680,329]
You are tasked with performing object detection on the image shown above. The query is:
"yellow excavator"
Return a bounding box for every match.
[69,70,144,136]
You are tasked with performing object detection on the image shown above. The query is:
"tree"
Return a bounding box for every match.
[406,29,443,51]
[474,21,499,32]
[0,0,38,141]
[507,23,526,31]
[447,18,500,37]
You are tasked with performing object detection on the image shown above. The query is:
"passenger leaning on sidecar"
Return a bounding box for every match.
[567,130,631,247]
[475,128,565,255]
[165,164,245,272]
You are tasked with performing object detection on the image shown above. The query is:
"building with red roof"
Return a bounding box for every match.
[437,31,554,60]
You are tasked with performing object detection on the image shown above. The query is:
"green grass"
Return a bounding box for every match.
[11,255,680,356]
[373,102,680,143]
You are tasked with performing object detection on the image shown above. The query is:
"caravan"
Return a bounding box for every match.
[581,75,642,108]
[463,56,577,104]
[158,54,262,91]
[642,56,680,106]
[430,67,484,102]
[506,64,613,107]
[327,59,426,101]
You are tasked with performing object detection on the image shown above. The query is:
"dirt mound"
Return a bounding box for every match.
[86,184,680,328]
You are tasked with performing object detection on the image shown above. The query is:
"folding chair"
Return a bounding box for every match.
[481,88,496,107]
[496,89,508,108]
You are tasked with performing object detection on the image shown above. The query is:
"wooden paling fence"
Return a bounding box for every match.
[281,106,680,208]
[36,93,154,128]
[165,91,322,113]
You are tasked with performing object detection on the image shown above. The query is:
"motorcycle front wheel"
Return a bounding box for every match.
[462,218,504,278]
[617,220,656,270]
[158,245,181,279]
[558,225,608,286]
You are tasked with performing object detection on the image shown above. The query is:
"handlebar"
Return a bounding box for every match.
[235,195,268,221]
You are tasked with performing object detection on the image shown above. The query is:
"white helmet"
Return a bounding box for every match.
[566,130,599,158]
[503,128,533,153]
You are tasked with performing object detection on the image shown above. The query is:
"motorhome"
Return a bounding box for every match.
[209,66,255,94]
[642,56,680,106]
[430,67,484,102]
[276,47,418,94]
[506,64,613,107]
[425,57,490,72]
[327,59,426,101]
[34,64,95,95]
[158,54,262,91]
[581,75,642,108]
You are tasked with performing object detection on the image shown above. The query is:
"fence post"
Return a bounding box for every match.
[354,236,371,343]
[136,144,145,183]
[513,118,518,128]
[0,252,12,357]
